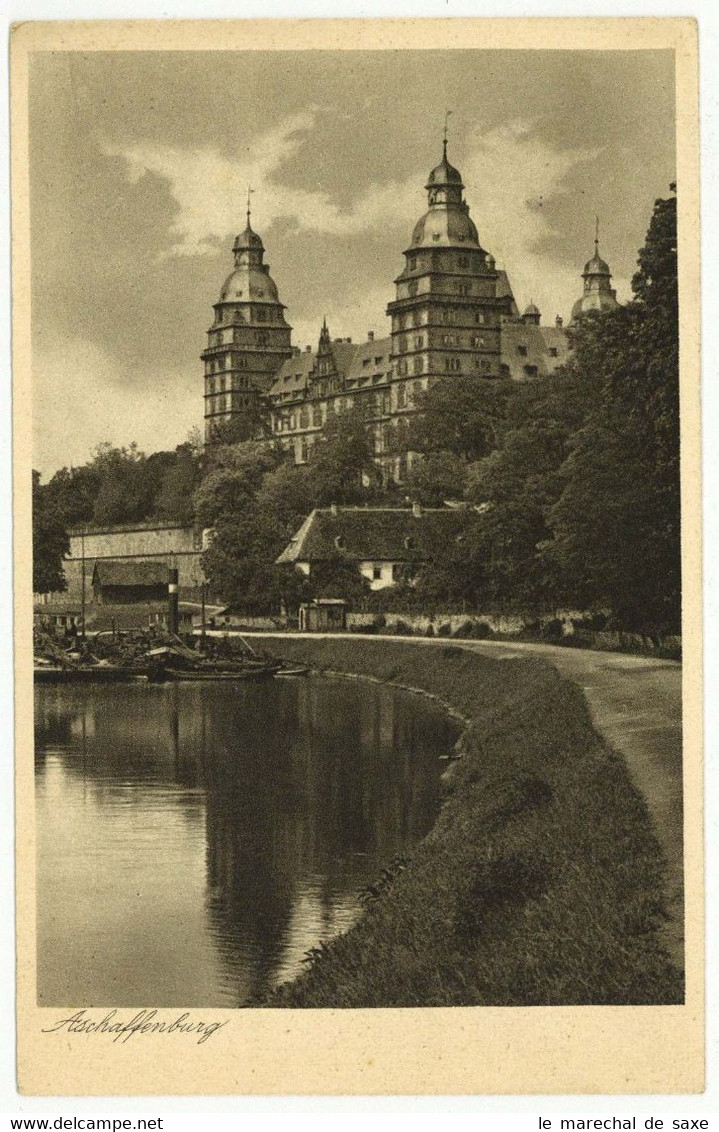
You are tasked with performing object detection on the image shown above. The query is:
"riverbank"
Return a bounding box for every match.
[265,638,682,1007]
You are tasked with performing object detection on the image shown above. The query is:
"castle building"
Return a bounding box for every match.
[202,145,617,477]
[202,201,293,439]
[570,224,619,322]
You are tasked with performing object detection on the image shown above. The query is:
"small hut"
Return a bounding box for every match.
[298,598,347,633]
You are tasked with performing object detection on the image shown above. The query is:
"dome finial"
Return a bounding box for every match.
[443,108,452,159]
[246,185,254,228]
[595,215,600,254]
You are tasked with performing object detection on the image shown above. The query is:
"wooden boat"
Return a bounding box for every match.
[274,665,310,678]
[163,664,277,682]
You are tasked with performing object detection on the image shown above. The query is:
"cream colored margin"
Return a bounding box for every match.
[11,17,702,1096]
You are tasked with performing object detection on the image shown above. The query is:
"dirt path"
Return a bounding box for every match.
[253,632,684,970]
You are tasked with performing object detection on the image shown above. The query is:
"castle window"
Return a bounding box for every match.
[432,234,440,242]
[517,345,528,356]
[458,283,472,296]
[300,438,309,463]
[413,356,424,375]
[372,565,382,580]
[458,256,469,268]
[374,356,383,366]
[408,281,418,297]
[255,332,269,347]
[412,311,421,327]
[548,347,558,357]
[312,405,322,427]
[399,336,407,353]
[444,357,461,373]
[499,364,511,378]
[414,336,423,350]
[409,255,417,271]
[396,383,406,409]
[472,336,485,349]
[475,312,486,324]
[299,408,309,429]
[256,307,267,322]
[524,365,539,378]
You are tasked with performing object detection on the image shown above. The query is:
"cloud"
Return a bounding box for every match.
[460,120,602,318]
[105,112,605,321]
[33,339,199,478]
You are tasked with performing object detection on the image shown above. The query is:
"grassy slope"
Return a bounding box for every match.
[265,639,682,1007]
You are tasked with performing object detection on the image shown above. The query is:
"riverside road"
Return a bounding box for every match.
[248,632,686,971]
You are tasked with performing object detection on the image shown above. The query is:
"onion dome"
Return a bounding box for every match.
[570,223,619,323]
[426,140,464,189]
[583,248,611,278]
[411,208,479,248]
[409,141,481,250]
[233,221,264,253]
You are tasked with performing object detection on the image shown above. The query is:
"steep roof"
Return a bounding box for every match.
[276,507,467,565]
[269,336,393,401]
[500,321,570,382]
[92,561,170,587]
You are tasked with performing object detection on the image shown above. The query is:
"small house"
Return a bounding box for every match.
[298,599,347,633]
[276,505,467,590]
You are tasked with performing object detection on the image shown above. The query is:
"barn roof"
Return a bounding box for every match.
[91,561,170,587]
[276,507,467,565]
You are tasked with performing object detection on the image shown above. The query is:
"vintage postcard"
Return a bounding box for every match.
[12,17,702,1095]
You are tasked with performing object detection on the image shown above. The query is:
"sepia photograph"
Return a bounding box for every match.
[12,17,702,1095]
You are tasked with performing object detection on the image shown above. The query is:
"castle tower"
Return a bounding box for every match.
[570,221,619,323]
[386,140,512,403]
[202,202,292,440]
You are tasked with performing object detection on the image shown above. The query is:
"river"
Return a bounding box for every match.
[34,677,459,1008]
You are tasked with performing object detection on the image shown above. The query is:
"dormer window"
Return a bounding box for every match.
[517,345,528,357]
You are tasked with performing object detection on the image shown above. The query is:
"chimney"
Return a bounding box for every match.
[412,502,422,519]
[334,338,343,344]
[345,337,352,343]
[556,315,564,329]
[367,330,374,342]
[305,344,312,352]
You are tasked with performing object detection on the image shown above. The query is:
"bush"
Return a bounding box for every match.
[393,619,413,636]
[452,620,475,639]
[540,618,564,641]
[425,624,436,638]
[472,620,493,640]
[437,622,452,638]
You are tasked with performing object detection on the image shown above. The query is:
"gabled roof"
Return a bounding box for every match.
[269,336,393,401]
[500,321,569,381]
[92,561,170,587]
[276,507,467,565]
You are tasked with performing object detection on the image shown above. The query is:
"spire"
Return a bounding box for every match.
[246,185,254,228]
[595,215,600,256]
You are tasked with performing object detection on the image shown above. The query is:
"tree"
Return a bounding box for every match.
[33,470,69,594]
[154,443,202,524]
[405,376,514,462]
[403,451,468,507]
[544,191,680,630]
[306,402,378,504]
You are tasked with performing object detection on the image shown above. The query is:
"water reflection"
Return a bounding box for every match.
[35,678,459,1007]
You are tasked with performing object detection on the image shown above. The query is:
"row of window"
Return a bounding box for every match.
[408,252,477,272]
[213,306,283,327]
[206,374,251,394]
[206,393,253,413]
[516,345,559,357]
[207,330,278,351]
[396,308,487,329]
[396,333,488,352]
[275,380,427,432]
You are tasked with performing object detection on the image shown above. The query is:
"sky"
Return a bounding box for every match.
[29,48,676,478]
